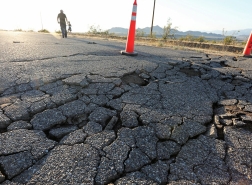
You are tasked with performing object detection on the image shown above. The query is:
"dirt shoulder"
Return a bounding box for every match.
[71,33,244,57]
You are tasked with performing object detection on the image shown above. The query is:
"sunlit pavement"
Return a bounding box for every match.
[0,31,251,184]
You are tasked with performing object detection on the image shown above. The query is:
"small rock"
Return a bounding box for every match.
[157,141,181,160]
[60,129,87,145]
[139,73,150,79]
[115,171,158,185]
[214,115,220,125]
[31,109,66,131]
[218,99,238,106]
[220,119,233,126]
[240,115,252,122]
[171,121,206,145]
[244,105,252,112]
[104,140,130,174]
[141,160,169,184]
[201,74,212,80]
[105,116,118,130]
[120,110,139,128]
[85,130,116,150]
[0,151,33,179]
[0,113,11,129]
[80,79,89,87]
[219,113,236,119]
[95,157,118,185]
[233,119,246,127]
[215,124,223,129]
[7,121,32,131]
[83,121,103,136]
[205,124,218,138]
[88,107,117,127]
[49,125,78,139]
[58,100,88,118]
[124,148,151,172]
[151,123,171,140]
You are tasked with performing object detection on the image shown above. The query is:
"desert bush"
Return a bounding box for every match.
[148,32,156,39]
[162,18,177,40]
[222,29,239,45]
[157,41,163,47]
[196,36,206,42]
[136,29,145,37]
[179,35,195,42]
[223,36,236,45]
[38,29,50,33]
[14,29,22,32]
[88,25,100,34]
[241,41,246,46]
[88,25,109,35]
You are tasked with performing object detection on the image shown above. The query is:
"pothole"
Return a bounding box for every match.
[121,72,149,86]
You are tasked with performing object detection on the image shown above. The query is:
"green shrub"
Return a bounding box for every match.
[162,18,177,40]
[88,25,109,35]
[223,36,236,45]
[180,35,195,42]
[241,41,246,46]
[88,25,100,34]
[136,29,145,37]
[158,41,163,47]
[38,29,50,33]
[148,32,156,39]
[196,36,206,42]
[14,29,22,32]
[222,29,239,45]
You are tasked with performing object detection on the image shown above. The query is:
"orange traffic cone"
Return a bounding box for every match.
[121,0,138,56]
[243,32,252,57]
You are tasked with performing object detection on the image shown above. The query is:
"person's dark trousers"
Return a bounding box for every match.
[60,24,67,38]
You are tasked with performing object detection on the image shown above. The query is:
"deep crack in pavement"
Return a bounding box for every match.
[0,31,251,185]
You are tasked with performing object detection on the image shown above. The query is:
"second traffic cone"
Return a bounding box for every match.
[121,0,138,56]
[243,31,252,57]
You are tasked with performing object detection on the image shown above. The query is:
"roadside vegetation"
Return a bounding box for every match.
[38,29,50,33]
[14,29,23,32]
[55,30,61,34]
[83,21,245,54]
[162,18,178,40]
[6,21,247,54]
[87,25,116,37]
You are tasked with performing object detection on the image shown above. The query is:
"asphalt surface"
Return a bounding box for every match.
[0,31,251,185]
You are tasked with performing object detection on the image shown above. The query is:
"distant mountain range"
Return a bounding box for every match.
[109,25,251,40]
[211,29,251,36]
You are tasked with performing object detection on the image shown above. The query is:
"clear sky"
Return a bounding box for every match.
[0,0,250,33]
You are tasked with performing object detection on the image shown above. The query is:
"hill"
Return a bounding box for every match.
[109,25,224,39]
[109,26,251,40]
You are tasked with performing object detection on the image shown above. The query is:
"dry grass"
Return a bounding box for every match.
[71,33,245,57]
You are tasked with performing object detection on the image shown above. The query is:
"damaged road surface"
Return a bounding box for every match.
[0,31,251,185]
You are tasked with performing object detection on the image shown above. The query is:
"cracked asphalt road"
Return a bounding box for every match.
[0,31,251,185]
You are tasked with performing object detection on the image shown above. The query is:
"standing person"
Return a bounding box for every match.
[57,10,68,38]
